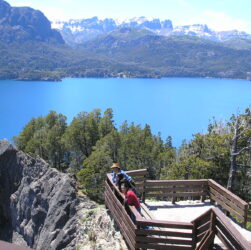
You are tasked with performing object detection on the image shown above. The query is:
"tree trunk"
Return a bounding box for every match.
[227,119,239,192]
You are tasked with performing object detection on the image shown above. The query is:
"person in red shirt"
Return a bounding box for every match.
[121,181,150,229]
[121,181,141,214]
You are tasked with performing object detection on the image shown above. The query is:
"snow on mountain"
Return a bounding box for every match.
[172,24,217,40]
[51,17,251,45]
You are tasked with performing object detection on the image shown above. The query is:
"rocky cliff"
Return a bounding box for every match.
[0,140,127,250]
[0,0,64,43]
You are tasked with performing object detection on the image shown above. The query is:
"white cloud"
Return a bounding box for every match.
[190,10,251,33]
[39,7,70,21]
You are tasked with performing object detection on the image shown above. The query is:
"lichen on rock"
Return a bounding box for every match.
[75,194,128,250]
[0,139,127,250]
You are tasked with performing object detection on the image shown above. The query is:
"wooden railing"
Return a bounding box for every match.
[248,203,251,224]
[208,179,249,227]
[213,207,250,250]
[192,209,215,249]
[135,219,194,249]
[0,241,32,250]
[144,179,208,203]
[124,169,148,198]
[192,207,251,250]
[105,169,251,250]
[104,177,137,249]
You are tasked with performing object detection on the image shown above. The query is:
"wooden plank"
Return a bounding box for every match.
[136,219,193,229]
[129,205,143,221]
[106,176,124,198]
[133,177,146,182]
[105,194,135,235]
[196,230,214,250]
[135,242,192,249]
[209,187,245,216]
[125,169,148,176]
[208,179,247,208]
[135,235,193,245]
[105,178,144,225]
[145,179,208,186]
[135,229,193,238]
[196,231,207,242]
[196,230,209,250]
[210,193,244,221]
[202,231,215,249]
[216,220,244,249]
[134,183,145,188]
[215,230,236,250]
[107,194,136,231]
[145,191,208,198]
[0,241,33,250]
[197,221,210,235]
[106,206,135,249]
[140,203,155,220]
[145,186,207,192]
[213,207,250,249]
[105,194,136,248]
[192,208,211,227]
[105,183,136,231]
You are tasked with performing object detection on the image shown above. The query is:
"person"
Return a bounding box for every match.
[121,181,141,215]
[111,163,134,186]
[121,181,150,229]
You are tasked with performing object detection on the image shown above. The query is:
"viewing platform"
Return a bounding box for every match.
[105,169,251,250]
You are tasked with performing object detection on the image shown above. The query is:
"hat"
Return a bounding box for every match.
[111,163,120,169]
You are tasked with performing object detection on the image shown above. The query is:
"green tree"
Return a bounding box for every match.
[77,132,120,201]
[63,109,101,170]
[14,111,67,170]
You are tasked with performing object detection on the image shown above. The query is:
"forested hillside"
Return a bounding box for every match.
[1,0,251,81]
[14,108,251,203]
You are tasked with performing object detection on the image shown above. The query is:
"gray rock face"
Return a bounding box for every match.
[0,140,78,249]
[0,0,64,43]
[0,139,128,250]
[75,199,128,250]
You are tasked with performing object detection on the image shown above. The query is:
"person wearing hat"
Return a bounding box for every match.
[111,163,133,186]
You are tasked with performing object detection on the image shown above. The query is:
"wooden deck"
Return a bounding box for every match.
[105,169,251,250]
[0,241,32,250]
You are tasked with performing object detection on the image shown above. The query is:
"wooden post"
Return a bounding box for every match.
[208,180,214,204]
[172,185,176,204]
[209,210,216,248]
[200,184,206,202]
[192,220,197,249]
[243,204,248,228]
[141,175,146,203]
[225,210,230,217]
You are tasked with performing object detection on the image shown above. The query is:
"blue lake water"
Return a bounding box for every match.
[1,77,251,147]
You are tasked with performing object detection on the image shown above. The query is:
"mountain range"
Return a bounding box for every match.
[52,17,251,45]
[1,0,251,81]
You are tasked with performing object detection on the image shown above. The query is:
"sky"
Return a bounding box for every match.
[6,0,251,33]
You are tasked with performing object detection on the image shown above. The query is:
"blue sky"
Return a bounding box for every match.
[7,0,251,33]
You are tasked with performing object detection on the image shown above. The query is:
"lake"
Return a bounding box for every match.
[1,77,251,147]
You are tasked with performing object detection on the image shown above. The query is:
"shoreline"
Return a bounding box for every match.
[1,75,250,82]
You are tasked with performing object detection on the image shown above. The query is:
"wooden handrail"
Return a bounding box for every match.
[105,170,251,250]
[107,173,144,222]
[212,207,251,249]
[191,208,212,224]
[0,241,33,250]
[208,179,248,207]
[145,179,208,185]
[125,169,148,176]
[136,218,194,229]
